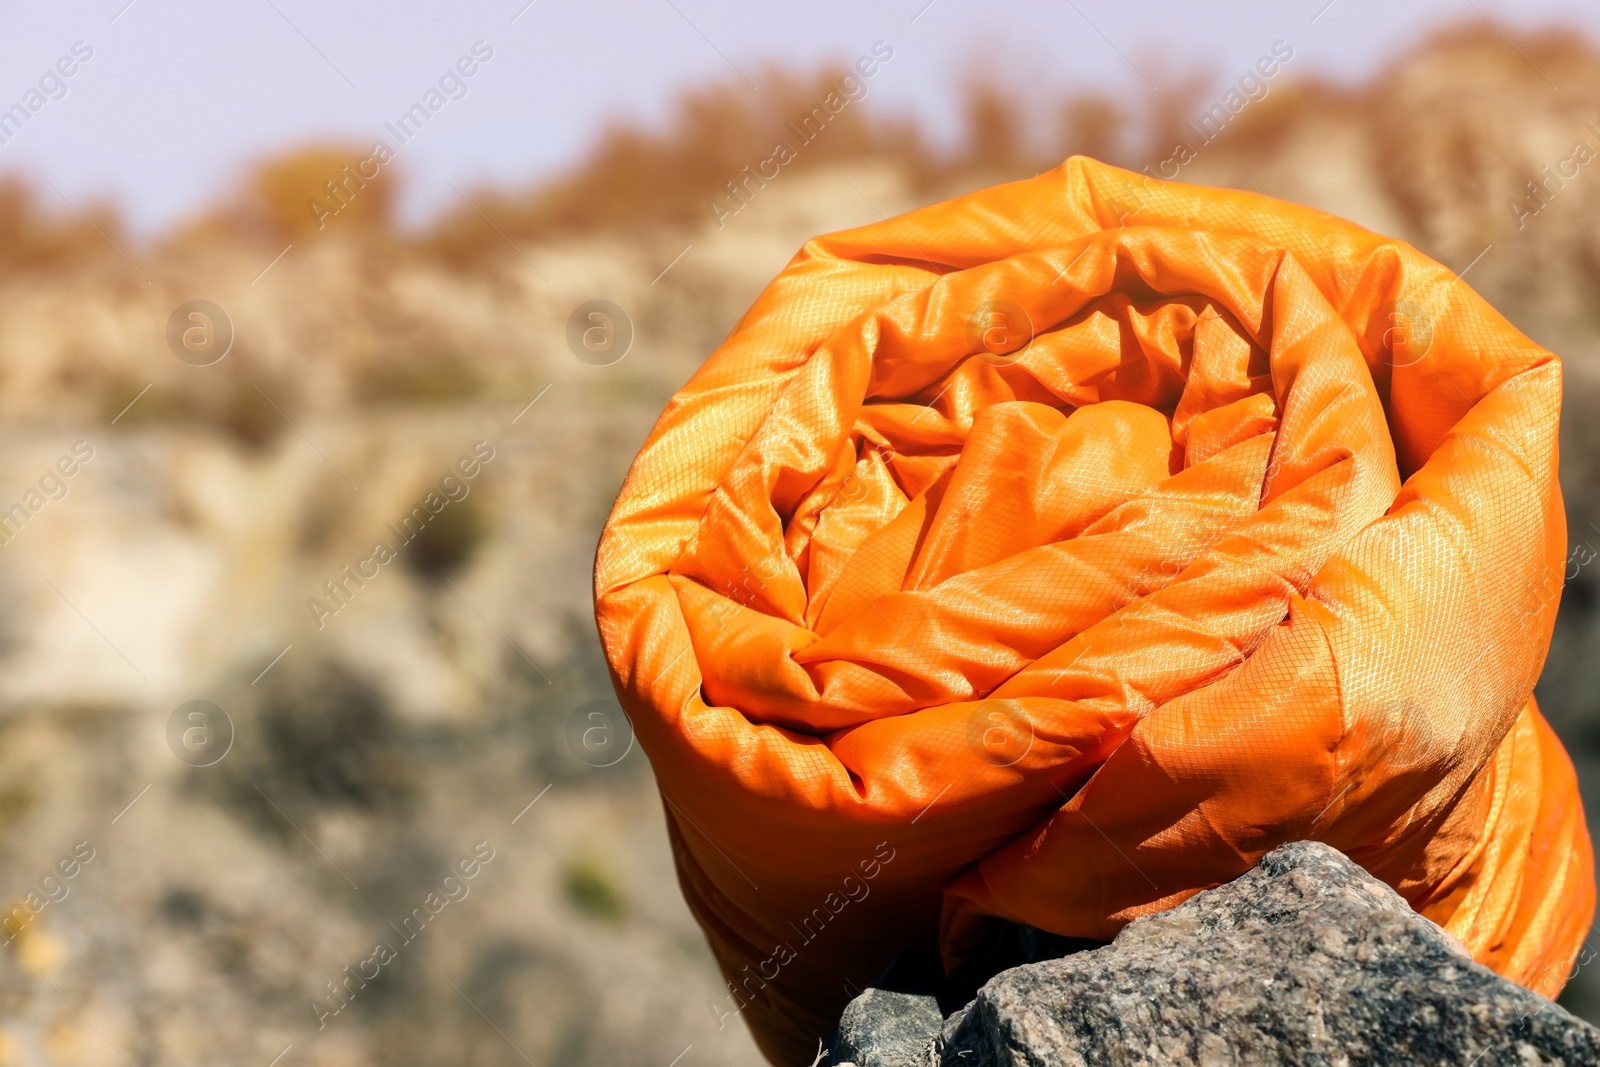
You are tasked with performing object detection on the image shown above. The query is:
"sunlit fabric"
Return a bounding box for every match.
[593,156,1594,1065]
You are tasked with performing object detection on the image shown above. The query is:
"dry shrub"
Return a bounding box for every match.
[0,176,124,274]
[422,64,935,265]
[189,143,402,247]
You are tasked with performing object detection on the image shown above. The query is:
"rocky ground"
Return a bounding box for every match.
[0,157,925,1066]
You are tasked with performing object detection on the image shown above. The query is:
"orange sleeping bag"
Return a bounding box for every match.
[594,157,1594,1065]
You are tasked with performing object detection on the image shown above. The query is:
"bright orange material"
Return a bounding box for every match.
[594,157,1594,1065]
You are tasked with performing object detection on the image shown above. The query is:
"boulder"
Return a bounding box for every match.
[831,841,1600,1066]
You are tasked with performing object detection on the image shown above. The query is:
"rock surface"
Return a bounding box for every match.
[830,987,945,1067]
[833,841,1600,1067]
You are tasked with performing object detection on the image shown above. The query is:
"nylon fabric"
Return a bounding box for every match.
[593,157,1594,1066]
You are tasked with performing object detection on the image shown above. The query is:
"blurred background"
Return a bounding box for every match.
[0,0,1599,1063]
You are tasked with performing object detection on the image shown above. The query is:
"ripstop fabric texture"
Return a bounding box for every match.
[593,156,1595,1066]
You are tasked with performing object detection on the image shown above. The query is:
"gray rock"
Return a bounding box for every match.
[933,841,1600,1066]
[830,986,944,1067]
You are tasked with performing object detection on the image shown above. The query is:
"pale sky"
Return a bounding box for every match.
[1,0,1595,235]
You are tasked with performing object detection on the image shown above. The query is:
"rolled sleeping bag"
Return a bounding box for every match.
[593,157,1594,1065]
